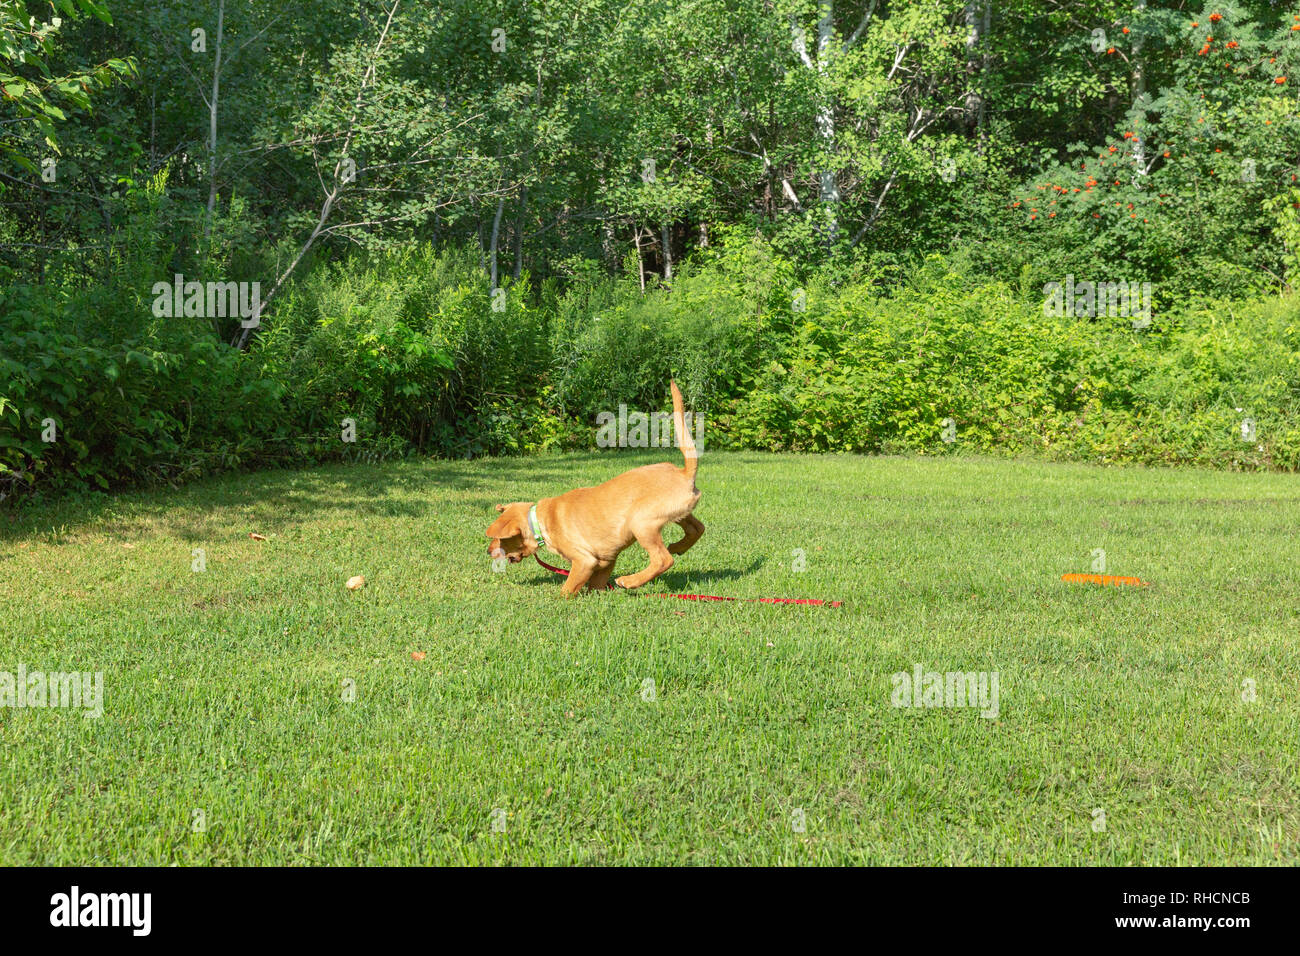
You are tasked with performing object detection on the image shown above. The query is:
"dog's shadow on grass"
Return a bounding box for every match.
[655,557,766,590]
[519,556,767,591]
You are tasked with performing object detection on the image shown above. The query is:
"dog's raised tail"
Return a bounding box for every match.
[671,379,698,481]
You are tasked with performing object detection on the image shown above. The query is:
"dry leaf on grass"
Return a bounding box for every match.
[250,533,267,541]
[345,575,366,590]
[411,651,426,661]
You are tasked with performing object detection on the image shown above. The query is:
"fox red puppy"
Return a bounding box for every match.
[486,380,704,595]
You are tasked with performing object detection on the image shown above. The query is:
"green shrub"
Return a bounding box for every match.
[0,284,286,498]
[255,244,563,459]
[719,257,1300,469]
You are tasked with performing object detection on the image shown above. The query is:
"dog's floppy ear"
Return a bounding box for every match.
[487,503,526,539]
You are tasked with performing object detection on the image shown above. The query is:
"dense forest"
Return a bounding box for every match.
[3,0,1300,498]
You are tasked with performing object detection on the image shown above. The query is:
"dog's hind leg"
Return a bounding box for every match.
[667,515,704,556]
[615,526,674,590]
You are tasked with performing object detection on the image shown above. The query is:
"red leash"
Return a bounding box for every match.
[533,554,842,608]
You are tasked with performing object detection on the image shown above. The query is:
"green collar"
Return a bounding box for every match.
[527,504,550,551]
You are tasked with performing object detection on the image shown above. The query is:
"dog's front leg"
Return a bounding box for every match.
[560,556,599,596]
[615,527,674,590]
[587,560,616,591]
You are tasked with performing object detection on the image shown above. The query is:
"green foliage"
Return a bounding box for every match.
[555,229,793,418]
[6,237,1300,501]
[721,256,1300,470]
[6,1,1300,500]
[256,245,570,461]
[996,5,1300,301]
[0,0,135,171]
[0,282,285,498]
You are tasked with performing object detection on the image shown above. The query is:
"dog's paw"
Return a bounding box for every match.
[614,575,639,590]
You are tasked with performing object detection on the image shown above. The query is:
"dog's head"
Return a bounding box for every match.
[485,502,537,564]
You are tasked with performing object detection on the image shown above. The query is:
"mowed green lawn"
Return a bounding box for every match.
[1,450,1297,865]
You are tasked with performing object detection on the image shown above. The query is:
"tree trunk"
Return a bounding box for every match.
[964,2,979,130]
[633,227,645,293]
[603,218,616,269]
[512,188,527,281]
[964,1,989,149]
[598,175,615,268]
[815,1,838,233]
[980,2,990,153]
[1131,0,1147,177]
[661,221,672,281]
[204,0,225,246]
[793,3,840,234]
[488,195,505,289]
